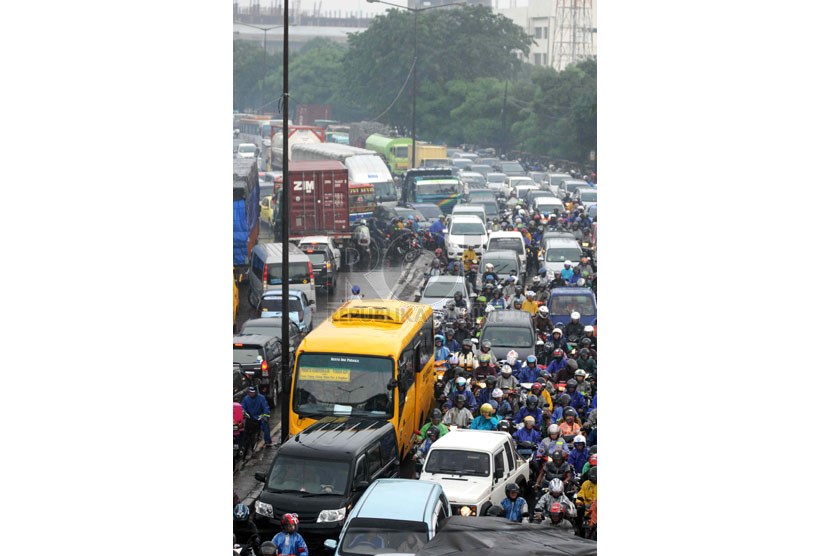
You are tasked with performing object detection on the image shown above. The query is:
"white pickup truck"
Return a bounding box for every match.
[418,430,531,517]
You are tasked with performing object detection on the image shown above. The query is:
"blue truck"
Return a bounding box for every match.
[233,158,260,282]
[547,287,597,328]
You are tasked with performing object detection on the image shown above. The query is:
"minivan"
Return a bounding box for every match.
[324,479,450,556]
[254,417,400,545]
[451,204,488,228]
[248,242,317,308]
[542,237,584,275]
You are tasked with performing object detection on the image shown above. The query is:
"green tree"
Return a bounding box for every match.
[288,38,347,109]
[233,39,284,114]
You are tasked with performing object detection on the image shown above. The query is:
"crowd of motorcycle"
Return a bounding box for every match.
[407,197,598,538]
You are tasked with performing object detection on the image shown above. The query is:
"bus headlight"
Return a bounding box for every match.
[317,507,346,522]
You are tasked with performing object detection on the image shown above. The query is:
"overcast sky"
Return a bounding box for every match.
[235,1,533,18]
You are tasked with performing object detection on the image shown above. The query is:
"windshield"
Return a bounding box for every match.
[449,221,485,235]
[452,159,469,170]
[579,190,597,202]
[468,192,496,203]
[417,181,460,195]
[425,449,490,477]
[488,238,523,255]
[305,252,327,265]
[238,144,256,154]
[500,162,524,173]
[486,174,507,183]
[536,203,562,214]
[266,456,351,495]
[240,325,280,337]
[545,246,584,263]
[392,146,409,158]
[422,280,465,299]
[462,175,486,187]
[261,297,302,313]
[267,262,310,286]
[482,257,518,274]
[512,179,535,187]
[294,353,394,418]
[481,325,534,348]
[233,346,264,365]
[549,295,596,316]
[415,205,442,218]
[373,181,396,200]
[340,518,429,556]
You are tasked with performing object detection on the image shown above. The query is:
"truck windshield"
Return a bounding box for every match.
[266,456,350,495]
[549,295,596,316]
[293,353,394,418]
[340,518,429,556]
[373,181,396,201]
[417,181,460,195]
[425,449,490,477]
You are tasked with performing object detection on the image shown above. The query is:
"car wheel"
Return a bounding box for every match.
[248,289,258,309]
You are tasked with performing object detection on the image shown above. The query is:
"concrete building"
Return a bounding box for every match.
[497,0,596,70]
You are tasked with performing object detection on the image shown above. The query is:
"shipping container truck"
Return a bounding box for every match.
[233,158,260,282]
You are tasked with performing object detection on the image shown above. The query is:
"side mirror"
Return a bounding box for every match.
[387,378,398,391]
[254,472,267,482]
[323,540,337,551]
[354,480,370,491]
[494,469,503,479]
[308,299,315,305]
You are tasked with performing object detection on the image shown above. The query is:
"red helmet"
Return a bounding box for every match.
[589,454,597,466]
[530,383,543,394]
[552,348,563,357]
[435,248,443,256]
[549,502,564,515]
[281,513,299,529]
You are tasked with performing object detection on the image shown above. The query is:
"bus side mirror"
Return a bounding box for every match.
[387,379,398,391]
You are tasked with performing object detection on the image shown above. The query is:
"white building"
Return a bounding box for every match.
[497,0,596,70]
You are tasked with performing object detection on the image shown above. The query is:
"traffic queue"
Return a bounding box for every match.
[233,149,597,554]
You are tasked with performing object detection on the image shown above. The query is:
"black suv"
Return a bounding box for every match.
[232,334,282,410]
[253,417,400,547]
[479,309,537,364]
[300,244,337,294]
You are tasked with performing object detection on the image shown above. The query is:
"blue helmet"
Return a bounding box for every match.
[435,334,445,344]
[352,285,360,295]
[526,355,537,365]
[234,503,250,521]
[538,268,547,276]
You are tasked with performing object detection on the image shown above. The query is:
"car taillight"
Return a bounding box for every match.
[308,262,314,285]
[261,360,269,377]
[263,263,269,285]
[298,310,304,322]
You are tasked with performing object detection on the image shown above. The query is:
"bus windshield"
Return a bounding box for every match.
[293,353,395,418]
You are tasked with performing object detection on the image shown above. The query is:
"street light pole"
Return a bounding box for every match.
[234,22,282,113]
[366,0,466,202]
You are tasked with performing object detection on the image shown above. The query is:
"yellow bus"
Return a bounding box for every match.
[289,300,435,458]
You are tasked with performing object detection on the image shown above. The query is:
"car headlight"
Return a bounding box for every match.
[317,507,347,522]
[255,500,274,518]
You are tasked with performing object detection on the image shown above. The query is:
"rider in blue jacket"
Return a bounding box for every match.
[241,386,273,447]
[513,395,543,430]
[517,355,541,384]
[513,416,542,444]
[271,514,308,556]
[445,377,478,413]
[434,335,451,362]
[545,349,569,376]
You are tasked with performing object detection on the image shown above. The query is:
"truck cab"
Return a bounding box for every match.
[418,430,530,517]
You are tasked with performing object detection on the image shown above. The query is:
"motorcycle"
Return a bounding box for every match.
[233,402,245,466]
[243,413,263,459]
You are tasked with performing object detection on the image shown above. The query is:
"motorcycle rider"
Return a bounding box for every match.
[510,297,523,311]
[564,379,587,416]
[567,435,590,476]
[574,255,594,280]
[444,328,460,353]
[504,349,522,375]
[554,358,579,384]
[481,262,498,284]
[443,395,474,428]
[513,394,543,430]
[578,337,597,360]
[548,327,569,352]
[560,260,575,283]
[476,375,498,407]
[241,386,273,448]
[576,467,598,531]
[472,353,496,380]
[434,335,451,362]
[455,338,476,373]
[549,270,567,289]
[545,502,575,531]
[452,290,469,313]
[417,408,450,441]
[488,388,512,420]
[558,408,582,436]
[536,425,570,461]
[564,312,584,342]
[574,369,592,399]
[517,355,541,384]
[271,513,308,556]
[499,483,528,523]
[513,415,542,444]
[496,364,519,391]
[530,382,553,416]
[575,348,597,375]
[502,275,518,300]
[534,478,577,521]
[470,403,499,430]
[545,347,569,377]
[582,324,597,350]
[416,426,441,460]
[445,376,478,412]
[490,287,506,309]
[233,503,260,547]
[533,306,553,336]
[521,290,538,315]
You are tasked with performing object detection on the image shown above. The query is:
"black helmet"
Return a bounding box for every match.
[485,375,497,387]
[557,394,571,406]
[589,444,597,455]
[431,408,443,420]
[526,395,539,410]
[580,338,592,347]
[260,541,278,556]
[566,379,578,389]
[563,407,578,418]
[579,348,590,357]
[566,359,579,370]
[588,466,597,484]
[505,482,520,494]
[426,426,440,439]
[551,449,565,463]
[543,342,553,352]
[497,420,510,432]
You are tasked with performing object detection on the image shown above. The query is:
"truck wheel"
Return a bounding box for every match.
[480,502,492,517]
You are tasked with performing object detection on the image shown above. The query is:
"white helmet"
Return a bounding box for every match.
[518,209,526,217]
[571,312,580,320]
[485,304,495,314]
[526,290,535,298]
[448,354,459,365]
[485,263,494,272]
[492,388,504,398]
[506,350,518,365]
[576,278,586,287]
[458,307,467,317]
[549,478,564,496]
[574,435,586,444]
[501,365,513,375]
[548,424,560,435]
[584,325,594,333]
[552,327,563,335]
[564,260,572,267]
[538,306,549,316]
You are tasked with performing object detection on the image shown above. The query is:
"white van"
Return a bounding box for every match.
[247,242,317,308]
[486,230,527,272]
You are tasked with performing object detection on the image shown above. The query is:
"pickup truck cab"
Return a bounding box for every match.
[418,430,531,517]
